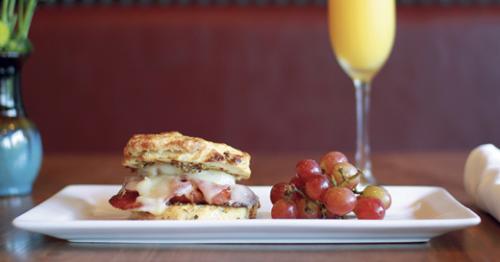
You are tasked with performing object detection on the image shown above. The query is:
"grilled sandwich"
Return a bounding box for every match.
[109,131,260,220]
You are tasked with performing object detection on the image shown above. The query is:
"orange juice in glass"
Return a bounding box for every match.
[328,0,396,185]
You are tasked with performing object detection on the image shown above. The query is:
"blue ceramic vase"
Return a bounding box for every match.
[0,53,42,196]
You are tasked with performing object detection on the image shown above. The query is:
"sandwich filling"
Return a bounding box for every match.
[109,163,259,216]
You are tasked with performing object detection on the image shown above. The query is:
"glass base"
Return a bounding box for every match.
[0,185,33,197]
[358,169,377,189]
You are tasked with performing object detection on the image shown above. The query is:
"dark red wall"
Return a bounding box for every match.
[22,6,500,153]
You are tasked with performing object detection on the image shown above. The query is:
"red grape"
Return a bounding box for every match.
[304,175,331,201]
[270,182,300,204]
[354,197,386,220]
[290,175,305,192]
[325,209,340,219]
[320,151,348,175]
[329,162,360,190]
[322,187,357,216]
[268,152,391,221]
[361,185,392,209]
[271,199,298,219]
[296,198,321,219]
[296,159,322,180]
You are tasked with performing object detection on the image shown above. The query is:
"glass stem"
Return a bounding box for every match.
[354,79,376,185]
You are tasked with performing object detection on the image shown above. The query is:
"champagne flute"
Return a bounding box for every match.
[328,0,396,185]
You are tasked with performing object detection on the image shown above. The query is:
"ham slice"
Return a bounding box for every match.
[193,179,230,205]
[109,175,259,213]
[108,190,142,210]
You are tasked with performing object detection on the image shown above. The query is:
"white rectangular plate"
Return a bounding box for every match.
[13,185,480,243]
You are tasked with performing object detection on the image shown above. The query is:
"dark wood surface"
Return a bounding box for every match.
[1,152,499,261]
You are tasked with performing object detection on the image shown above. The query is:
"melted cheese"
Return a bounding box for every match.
[139,164,181,177]
[136,197,169,215]
[126,164,254,215]
[230,184,257,206]
[188,170,235,186]
[134,176,176,215]
[138,163,235,185]
[136,175,175,198]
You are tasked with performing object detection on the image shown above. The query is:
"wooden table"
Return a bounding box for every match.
[2,152,499,261]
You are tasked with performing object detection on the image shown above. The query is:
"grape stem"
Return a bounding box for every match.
[330,177,338,187]
[291,185,307,198]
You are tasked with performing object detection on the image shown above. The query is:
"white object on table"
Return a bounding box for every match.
[13,185,479,243]
[464,144,500,222]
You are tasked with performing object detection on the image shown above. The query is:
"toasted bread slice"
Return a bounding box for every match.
[122,132,251,180]
[130,204,259,220]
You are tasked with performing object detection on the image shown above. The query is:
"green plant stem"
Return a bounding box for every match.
[8,0,15,18]
[7,0,16,31]
[17,0,24,36]
[1,0,38,52]
[2,0,8,22]
[21,0,36,38]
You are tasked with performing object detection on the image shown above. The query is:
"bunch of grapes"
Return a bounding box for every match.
[270,151,391,220]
